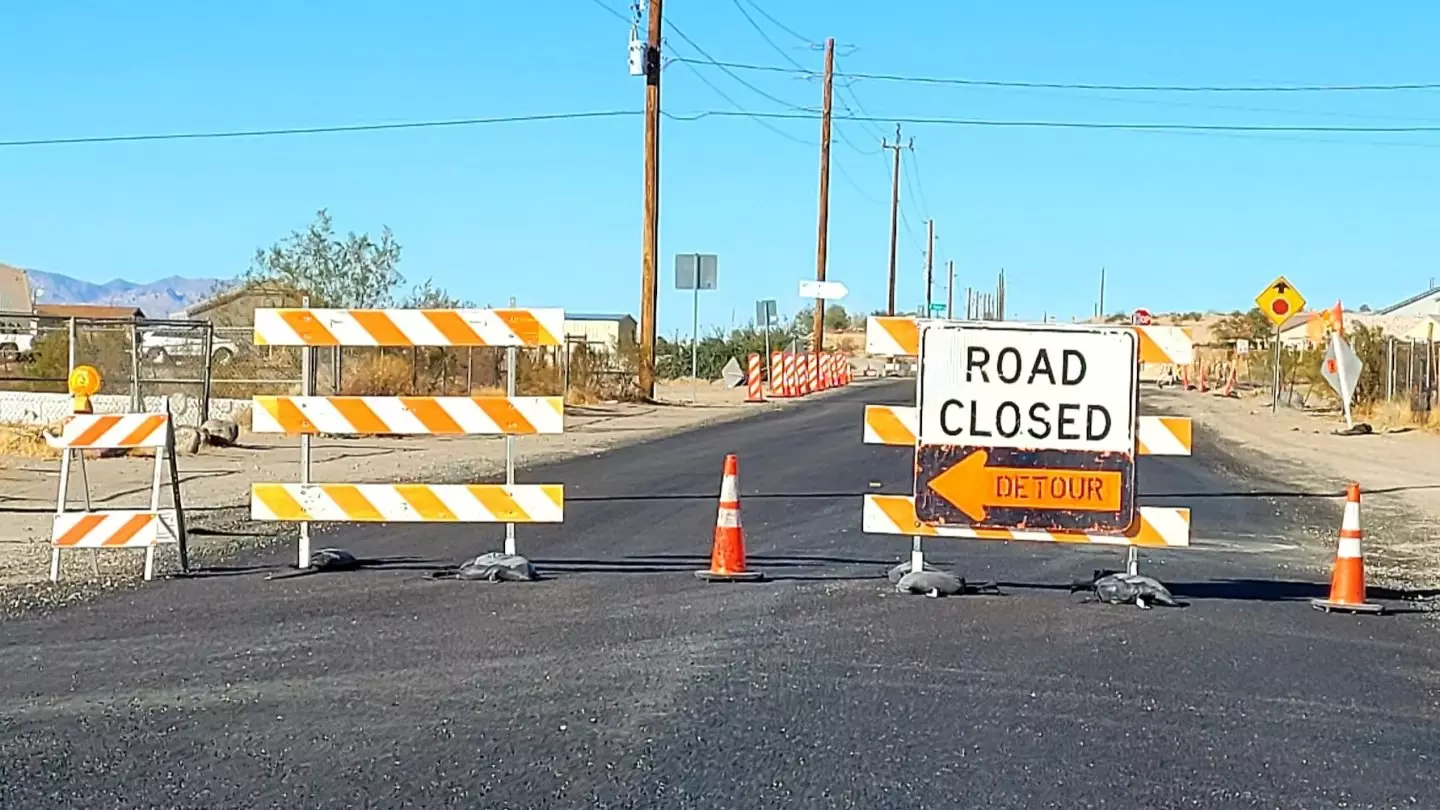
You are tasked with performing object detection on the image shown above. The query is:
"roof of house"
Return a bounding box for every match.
[1380,286,1440,315]
[0,264,32,314]
[35,303,145,319]
[176,282,306,317]
[564,313,635,323]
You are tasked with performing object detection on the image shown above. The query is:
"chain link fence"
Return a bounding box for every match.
[0,313,640,425]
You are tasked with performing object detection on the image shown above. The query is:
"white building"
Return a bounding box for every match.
[1380,286,1440,318]
[563,313,637,354]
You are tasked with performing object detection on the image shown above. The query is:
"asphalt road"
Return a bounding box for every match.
[2,381,1437,809]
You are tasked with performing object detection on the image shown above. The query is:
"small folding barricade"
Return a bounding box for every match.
[46,410,188,582]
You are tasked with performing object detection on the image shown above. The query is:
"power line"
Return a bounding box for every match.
[906,148,933,223]
[685,110,1440,134]
[831,158,885,206]
[0,111,643,148]
[672,57,1440,93]
[13,108,1440,150]
[582,0,632,24]
[729,0,808,71]
[666,41,813,146]
[662,20,815,112]
[737,0,819,47]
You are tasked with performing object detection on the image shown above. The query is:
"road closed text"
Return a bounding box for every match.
[919,326,1136,453]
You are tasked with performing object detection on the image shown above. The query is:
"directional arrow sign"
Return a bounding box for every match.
[926,448,1124,522]
[799,280,848,300]
[1255,275,1306,328]
[913,322,1139,533]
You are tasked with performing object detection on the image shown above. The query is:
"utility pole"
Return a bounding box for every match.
[946,259,955,319]
[881,126,913,315]
[924,219,935,314]
[1097,266,1106,322]
[996,268,1006,322]
[637,0,664,400]
[811,37,835,352]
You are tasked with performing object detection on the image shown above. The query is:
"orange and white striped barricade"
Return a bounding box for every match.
[46,411,188,583]
[782,352,797,397]
[860,317,1198,586]
[808,353,819,394]
[746,353,764,402]
[251,306,566,571]
[824,353,835,389]
[769,351,784,397]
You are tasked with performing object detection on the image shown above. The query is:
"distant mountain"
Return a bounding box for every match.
[22,269,223,318]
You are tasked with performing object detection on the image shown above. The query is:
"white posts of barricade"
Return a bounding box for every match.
[46,409,188,582]
[249,306,567,570]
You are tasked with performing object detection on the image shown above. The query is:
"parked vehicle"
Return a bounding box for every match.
[138,328,239,365]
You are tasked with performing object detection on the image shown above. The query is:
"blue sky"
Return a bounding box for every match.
[3,2,1439,332]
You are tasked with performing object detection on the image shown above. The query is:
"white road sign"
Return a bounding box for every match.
[1321,332,1362,428]
[918,323,1138,454]
[799,280,848,300]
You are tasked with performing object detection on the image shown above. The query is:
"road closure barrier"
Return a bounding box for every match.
[746,353,765,402]
[766,351,849,399]
[249,306,566,570]
[859,315,1196,589]
[46,411,188,582]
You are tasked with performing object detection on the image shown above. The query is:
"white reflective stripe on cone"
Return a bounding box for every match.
[717,507,741,528]
[719,476,738,502]
[1342,501,1361,531]
[1337,537,1363,558]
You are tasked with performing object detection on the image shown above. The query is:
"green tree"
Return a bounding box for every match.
[823,304,850,331]
[403,277,470,308]
[1214,307,1275,343]
[243,209,403,307]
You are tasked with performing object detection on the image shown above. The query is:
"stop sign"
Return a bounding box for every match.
[1132,308,1153,326]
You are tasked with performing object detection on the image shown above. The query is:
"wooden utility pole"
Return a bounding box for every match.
[924,219,935,314]
[946,259,955,319]
[811,37,835,352]
[637,0,664,400]
[881,126,912,315]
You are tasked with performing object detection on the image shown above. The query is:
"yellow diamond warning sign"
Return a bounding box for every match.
[1255,276,1306,328]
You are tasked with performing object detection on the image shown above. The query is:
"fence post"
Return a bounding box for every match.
[67,317,77,374]
[201,324,214,422]
[130,319,142,413]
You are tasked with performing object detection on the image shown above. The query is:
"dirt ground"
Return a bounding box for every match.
[0,379,853,601]
[1148,385,1440,592]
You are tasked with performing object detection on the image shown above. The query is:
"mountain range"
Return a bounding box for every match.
[20,269,223,317]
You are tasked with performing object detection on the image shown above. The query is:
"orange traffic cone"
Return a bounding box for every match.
[1312,483,1383,614]
[1182,366,1191,390]
[695,454,764,582]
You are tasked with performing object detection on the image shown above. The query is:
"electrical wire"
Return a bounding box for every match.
[729,0,808,71]
[672,57,1440,93]
[662,19,816,112]
[0,111,642,148]
[12,108,1440,150]
[583,0,631,25]
[737,0,819,47]
[685,109,1440,133]
[666,42,814,146]
[831,159,885,206]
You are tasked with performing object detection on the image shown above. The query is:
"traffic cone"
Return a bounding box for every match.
[1220,365,1237,398]
[695,454,764,582]
[1182,366,1191,390]
[1312,483,1383,614]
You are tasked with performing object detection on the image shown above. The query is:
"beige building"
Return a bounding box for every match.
[563,313,637,354]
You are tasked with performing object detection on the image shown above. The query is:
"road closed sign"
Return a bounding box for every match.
[914,323,1139,533]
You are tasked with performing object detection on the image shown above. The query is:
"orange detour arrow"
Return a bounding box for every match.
[927,449,1124,522]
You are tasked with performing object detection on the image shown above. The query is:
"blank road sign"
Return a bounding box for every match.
[755,299,778,326]
[914,322,1139,533]
[675,254,718,290]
